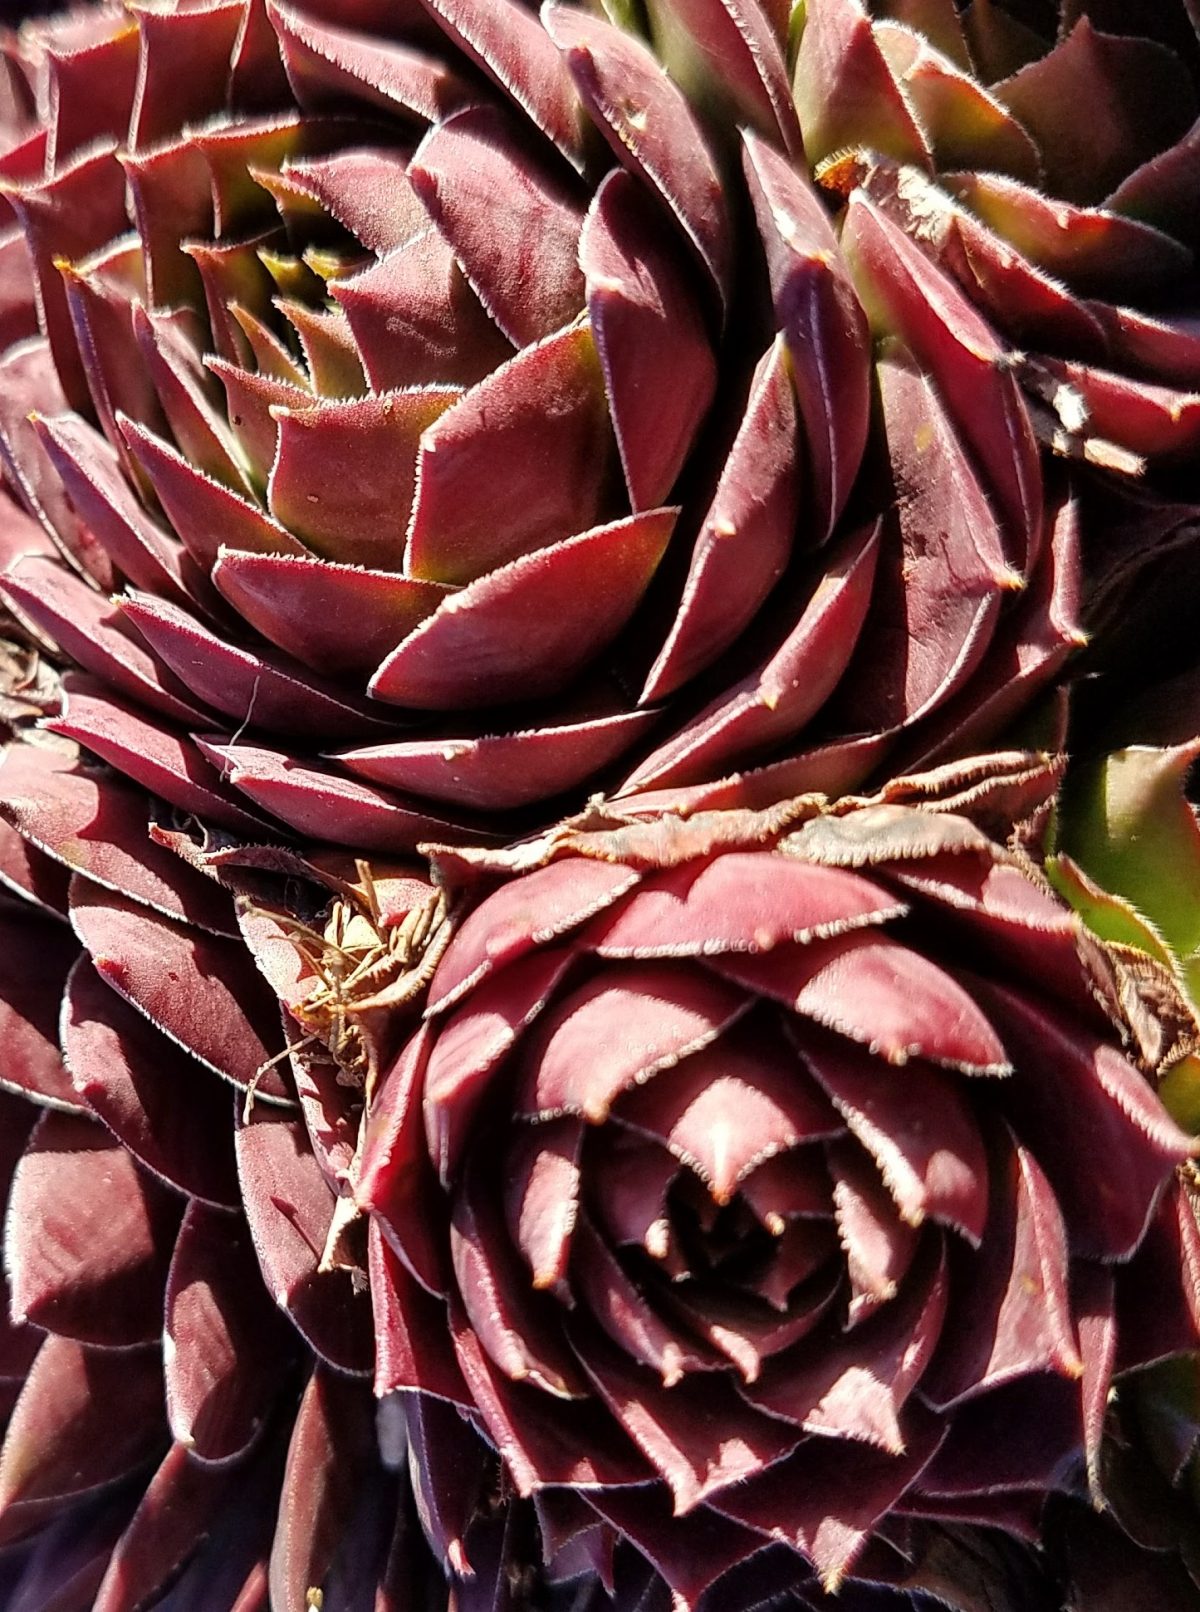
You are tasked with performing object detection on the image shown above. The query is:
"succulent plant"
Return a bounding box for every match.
[0,0,1196,853]
[357,753,1200,1607]
[1,1,1199,1609]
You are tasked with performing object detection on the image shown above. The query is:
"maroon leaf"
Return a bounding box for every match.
[583,849,904,960]
[623,519,881,792]
[504,1115,585,1291]
[6,1109,179,1348]
[713,1409,945,1591]
[717,929,1011,1075]
[0,899,81,1111]
[802,1033,990,1241]
[793,0,929,167]
[410,104,585,348]
[975,979,1195,1259]
[265,388,459,566]
[424,946,578,1183]
[332,226,514,393]
[841,192,1041,571]
[212,548,448,677]
[368,1220,469,1404]
[63,958,239,1207]
[417,0,587,168]
[267,1367,377,1612]
[645,337,798,699]
[70,880,287,1098]
[91,1444,230,1612]
[165,1202,292,1466]
[514,960,751,1122]
[235,1106,373,1375]
[545,3,731,307]
[334,705,658,812]
[581,167,717,516]
[569,1320,795,1513]
[742,132,870,542]
[118,592,396,738]
[404,320,612,587]
[745,1240,948,1452]
[48,675,271,838]
[611,1022,840,1203]
[0,1336,165,1512]
[920,1128,1081,1408]
[0,741,236,936]
[428,858,639,1011]
[376,509,674,709]
[193,737,484,854]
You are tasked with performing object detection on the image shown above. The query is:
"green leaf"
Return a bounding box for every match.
[1045,852,1175,968]
[1058,744,1200,965]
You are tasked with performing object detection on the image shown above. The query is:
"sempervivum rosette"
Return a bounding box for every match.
[1,0,1196,850]
[355,753,1200,1608]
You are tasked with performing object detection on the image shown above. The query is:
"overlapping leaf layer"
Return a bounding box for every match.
[0,1,1198,1609]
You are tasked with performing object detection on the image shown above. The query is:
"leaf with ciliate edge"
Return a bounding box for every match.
[427,857,641,1011]
[118,590,398,739]
[335,704,660,813]
[513,959,751,1123]
[212,547,449,678]
[503,1114,584,1290]
[0,1335,165,1514]
[90,1443,231,1612]
[403,320,612,588]
[267,2,476,123]
[622,518,881,792]
[920,1128,1080,1410]
[265,387,459,566]
[582,167,717,520]
[741,133,869,544]
[409,104,586,349]
[368,1219,470,1404]
[543,3,731,309]
[716,928,1011,1076]
[374,509,675,710]
[266,1365,377,1612]
[6,1109,179,1348]
[0,740,237,936]
[48,674,273,838]
[644,0,802,157]
[712,1407,945,1591]
[69,878,289,1099]
[567,1318,797,1514]
[644,336,797,701]
[418,0,589,170]
[793,0,930,170]
[332,226,515,393]
[581,850,905,960]
[235,1105,373,1376]
[0,900,82,1111]
[1,555,215,729]
[974,977,1196,1260]
[610,1023,841,1201]
[194,735,490,853]
[164,1201,293,1466]
[802,1032,990,1240]
[840,191,1042,574]
[447,1297,651,1493]
[743,1239,948,1452]
[450,1158,588,1398]
[62,957,240,1207]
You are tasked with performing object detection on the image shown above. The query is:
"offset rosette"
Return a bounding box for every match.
[2,0,1194,844]
[359,757,1199,1606]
